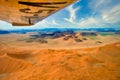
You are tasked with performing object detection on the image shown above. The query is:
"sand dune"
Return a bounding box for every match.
[0,55,32,74]
[0,42,120,80]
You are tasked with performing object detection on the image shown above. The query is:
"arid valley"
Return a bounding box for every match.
[0,28,120,80]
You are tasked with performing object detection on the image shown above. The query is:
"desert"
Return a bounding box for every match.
[0,29,120,80]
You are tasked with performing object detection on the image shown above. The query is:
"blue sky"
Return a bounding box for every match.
[0,0,120,30]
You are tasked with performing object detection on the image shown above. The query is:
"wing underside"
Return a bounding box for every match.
[0,0,77,26]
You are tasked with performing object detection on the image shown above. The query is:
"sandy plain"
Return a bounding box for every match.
[0,33,120,80]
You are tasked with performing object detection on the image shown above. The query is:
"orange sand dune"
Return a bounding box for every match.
[0,42,120,80]
[0,55,32,74]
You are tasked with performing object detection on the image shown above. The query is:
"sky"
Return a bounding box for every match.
[0,0,120,30]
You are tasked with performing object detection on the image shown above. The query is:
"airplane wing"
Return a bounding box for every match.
[0,0,77,26]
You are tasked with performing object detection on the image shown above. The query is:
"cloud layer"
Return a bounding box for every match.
[64,4,80,23]
[63,0,120,28]
[78,0,120,28]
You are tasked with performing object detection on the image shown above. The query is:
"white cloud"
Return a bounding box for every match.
[64,2,80,23]
[102,4,120,24]
[89,0,111,12]
[52,20,58,25]
[36,19,59,28]
[40,20,48,24]
[63,0,112,27]
[78,17,99,27]
[77,0,120,28]
[94,0,105,8]
[90,0,120,24]
[37,20,48,25]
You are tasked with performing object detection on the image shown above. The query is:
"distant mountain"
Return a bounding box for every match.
[0,28,120,34]
[0,30,10,34]
[30,30,75,39]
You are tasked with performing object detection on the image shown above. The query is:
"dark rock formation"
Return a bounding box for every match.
[82,38,87,40]
[74,36,78,38]
[74,39,82,42]
[52,33,65,39]
[30,30,75,39]
[96,41,102,43]
[81,32,97,36]
[115,31,120,35]
[62,30,75,35]
[63,37,69,40]
[25,38,47,44]
[36,39,48,44]
[35,38,48,43]
[26,38,34,43]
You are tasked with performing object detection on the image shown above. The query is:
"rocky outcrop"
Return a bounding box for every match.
[25,38,48,44]
[115,31,120,35]
[81,32,98,36]
[74,39,83,42]
[36,39,48,44]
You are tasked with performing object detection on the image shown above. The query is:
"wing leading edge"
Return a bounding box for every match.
[0,0,77,26]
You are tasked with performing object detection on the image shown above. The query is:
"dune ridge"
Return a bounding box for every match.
[0,42,120,80]
[0,55,33,74]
